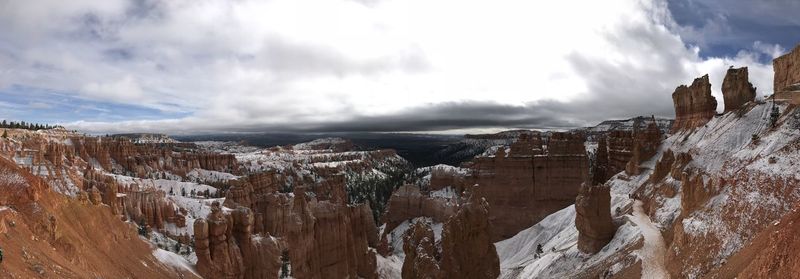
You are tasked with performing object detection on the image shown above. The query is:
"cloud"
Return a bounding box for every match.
[0,0,789,135]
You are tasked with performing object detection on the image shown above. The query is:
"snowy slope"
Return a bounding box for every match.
[495,101,800,278]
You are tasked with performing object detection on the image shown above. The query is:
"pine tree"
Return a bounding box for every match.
[181,187,186,197]
[771,102,780,128]
[280,250,291,278]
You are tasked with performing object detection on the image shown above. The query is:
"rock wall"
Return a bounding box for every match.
[401,221,442,279]
[575,183,614,254]
[122,187,183,230]
[722,67,756,112]
[469,132,589,240]
[671,74,717,132]
[401,187,499,279]
[194,202,246,279]
[773,44,800,93]
[381,185,457,234]
[625,117,663,175]
[219,185,379,279]
[607,130,634,178]
[439,187,500,278]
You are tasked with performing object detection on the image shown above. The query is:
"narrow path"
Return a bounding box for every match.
[629,200,669,279]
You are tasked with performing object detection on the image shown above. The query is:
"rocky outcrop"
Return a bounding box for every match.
[70,136,238,178]
[773,45,800,93]
[401,187,499,279]
[382,185,457,234]
[123,187,183,230]
[401,221,442,279]
[591,136,610,185]
[439,187,500,278]
[625,117,663,175]
[575,183,614,254]
[235,187,379,279]
[722,67,756,112]
[194,201,246,279]
[679,170,722,216]
[468,132,589,240]
[231,207,283,279]
[671,74,717,132]
[607,130,634,177]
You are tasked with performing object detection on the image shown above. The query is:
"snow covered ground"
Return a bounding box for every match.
[152,248,200,277]
[629,200,668,279]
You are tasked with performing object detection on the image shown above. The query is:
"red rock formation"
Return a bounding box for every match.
[680,170,721,216]
[69,136,238,178]
[592,136,610,185]
[194,201,246,279]
[382,185,457,234]
[400,187,499,279]
[773,44,800,93]
[607,130,634,177]
[722,67,757,112]
[401,221,443,279]
[0,157,196,278]
[626,116,663,175]
[231,206,283,279]
[509,133,544,156]
[123,187,181,230]
[671,74,717,132]
[439,187,500,278]
[246,187,379,279]
[575,183,614,254]
[429,166,469,191]
[650,149,675,184]
[469,132,589,240]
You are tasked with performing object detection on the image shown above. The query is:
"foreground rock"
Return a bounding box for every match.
[671,74,717,132]
[401,187,499,279]
[722,67,756,113]
[575,183,614,254]
[194,202,283,279]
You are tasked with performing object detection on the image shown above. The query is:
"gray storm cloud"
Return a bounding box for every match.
[0,0,787,134]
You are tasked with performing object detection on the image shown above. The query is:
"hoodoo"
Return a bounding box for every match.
[722,67,757,112]
[671,74,717,132]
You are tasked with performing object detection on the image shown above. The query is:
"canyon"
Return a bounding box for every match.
[1,42,800,279]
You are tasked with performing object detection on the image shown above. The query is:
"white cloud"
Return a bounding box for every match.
[0,0,783,134]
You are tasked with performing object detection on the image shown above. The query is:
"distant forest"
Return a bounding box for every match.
[0,120,60,131]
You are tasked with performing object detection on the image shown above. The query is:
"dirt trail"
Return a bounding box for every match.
[629,200,669,279]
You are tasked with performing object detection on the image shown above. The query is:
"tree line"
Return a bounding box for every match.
[0,120,61,131]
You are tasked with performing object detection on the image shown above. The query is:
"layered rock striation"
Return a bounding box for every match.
[722,67,757,112]
[401,187,499,279]
[575,182,614,254]
[671,74,717,132]
[469,132,589,240]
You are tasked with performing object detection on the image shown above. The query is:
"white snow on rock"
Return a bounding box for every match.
[186,168,240,183]
[153,248,201,277]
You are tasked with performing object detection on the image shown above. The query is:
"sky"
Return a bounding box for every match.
[0,0,798,135]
